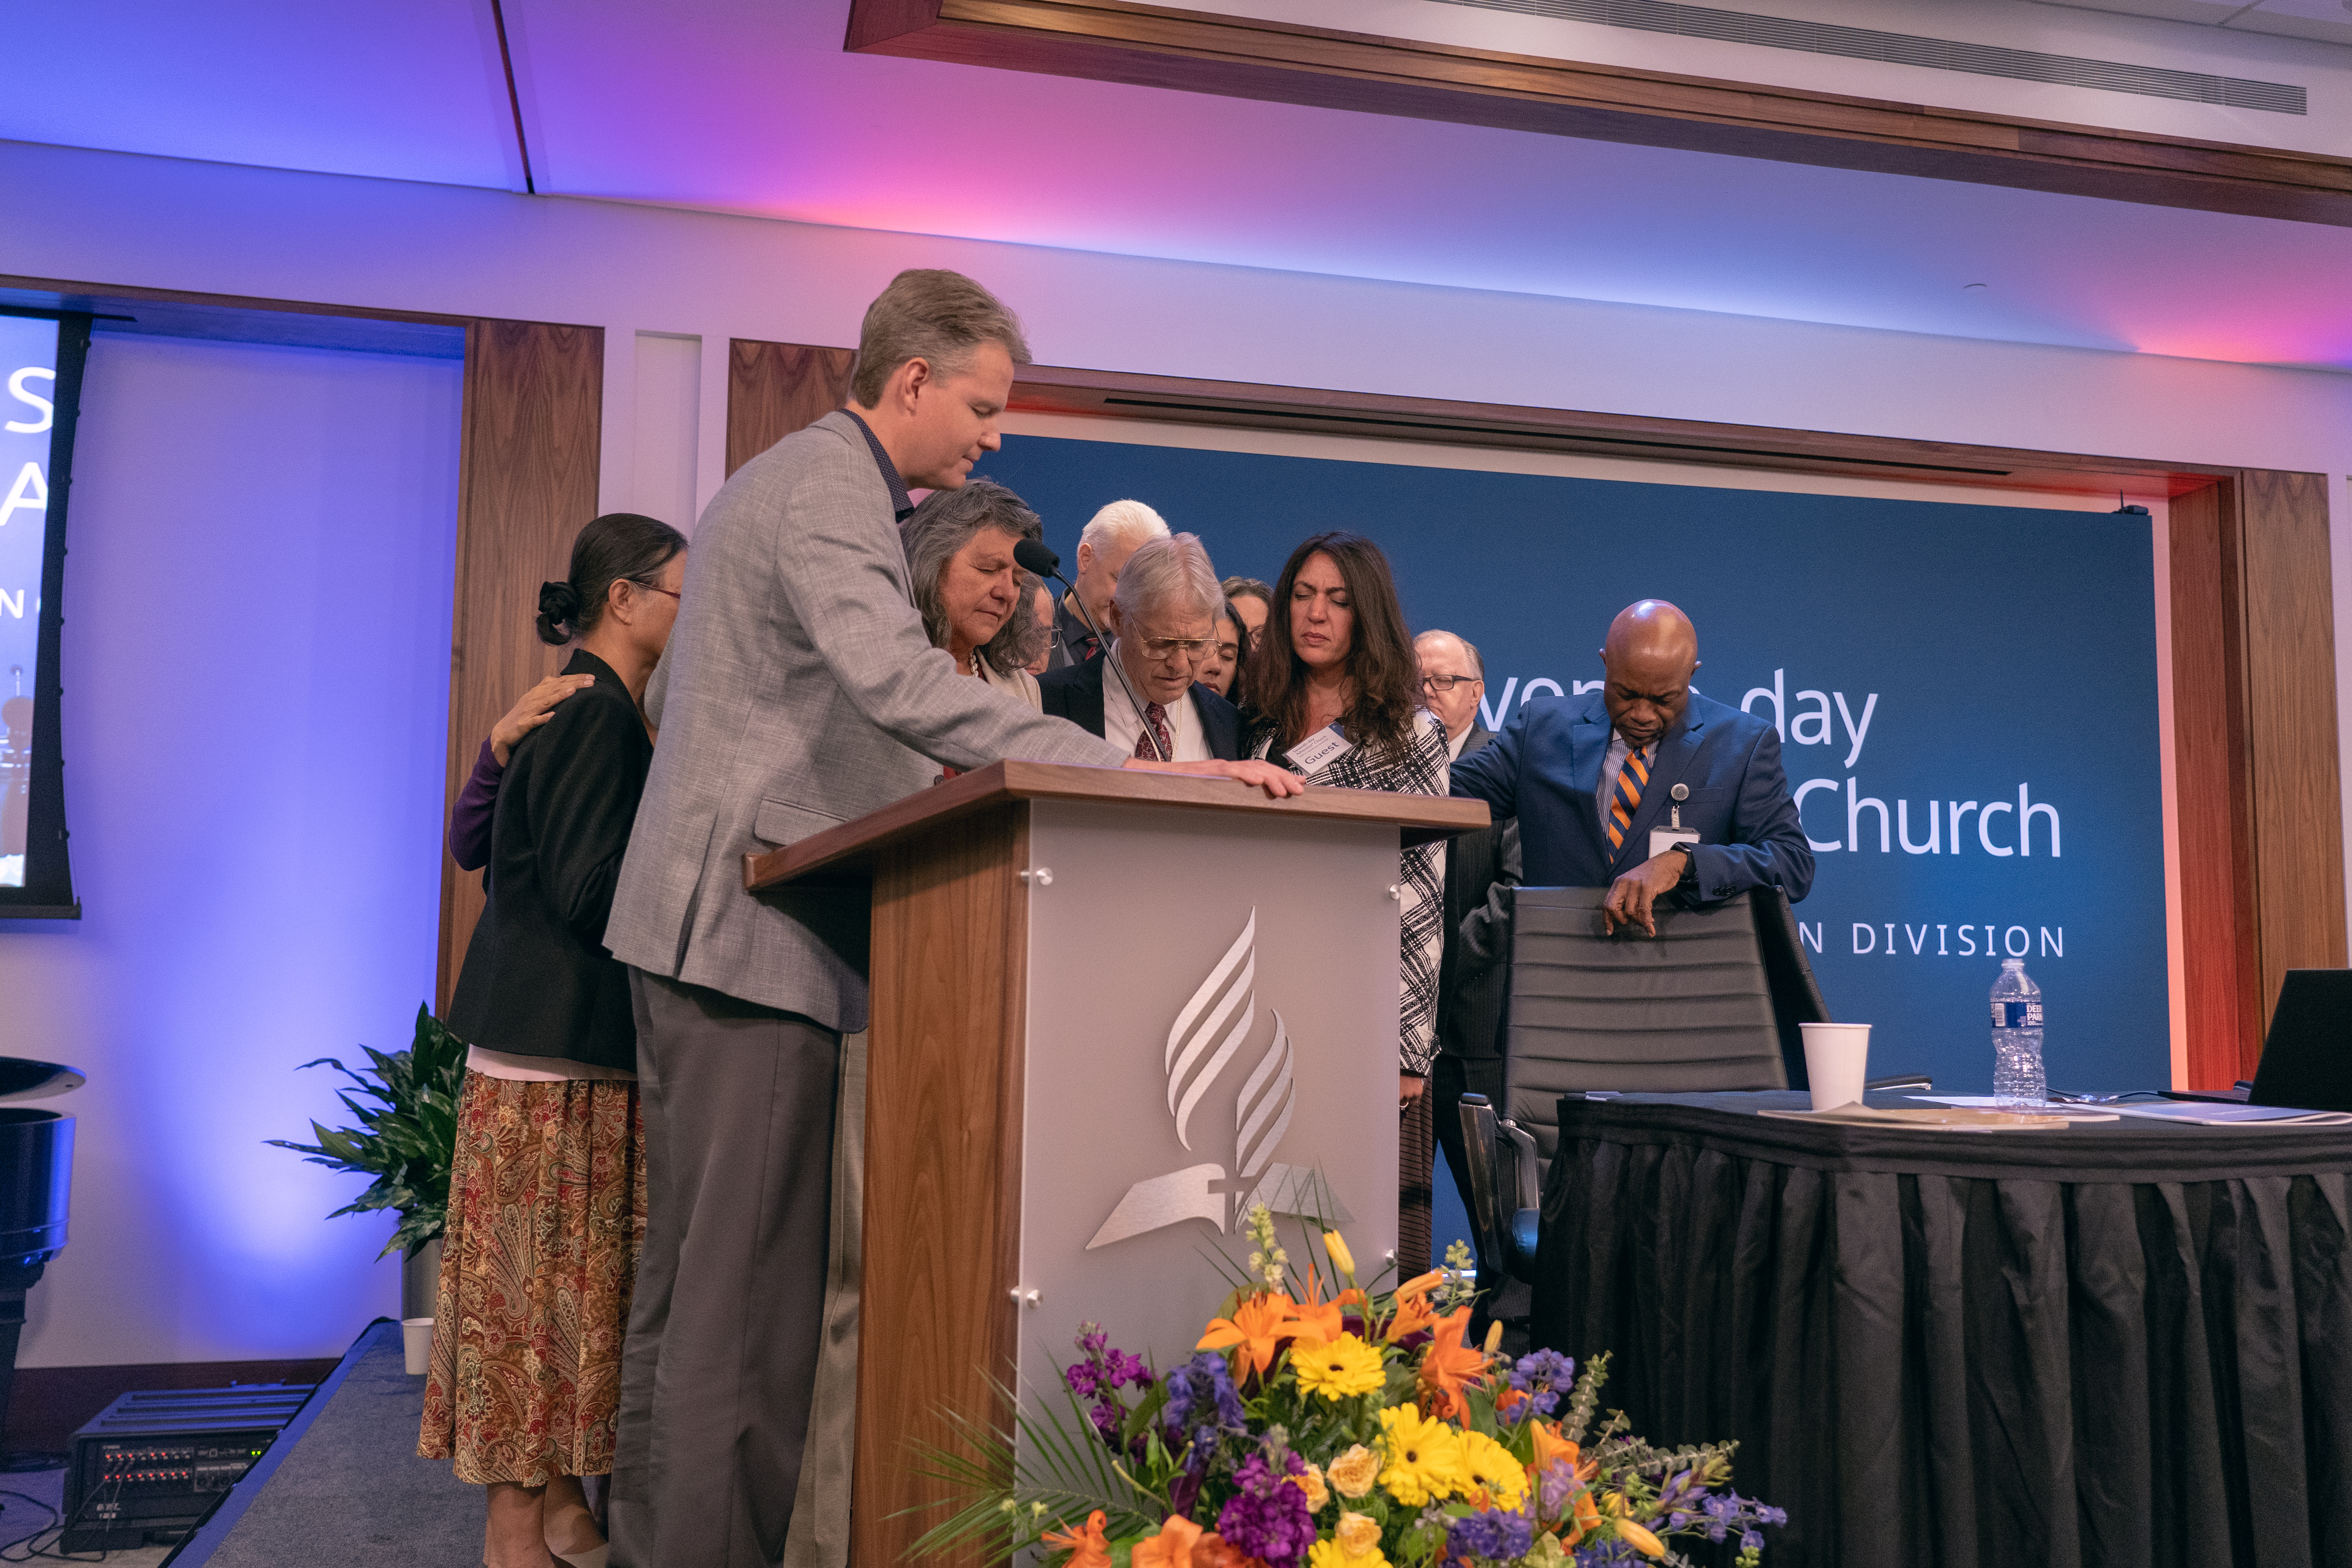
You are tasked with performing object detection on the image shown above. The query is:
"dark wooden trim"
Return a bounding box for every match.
[2239,471,2348,1039]
[745,759,1492,891]
[5,1358,338,1453]
[856,803,1030,1568]
[437,321,605,1016]
[727,340,855,476]
[845,0,2352,227]
[1012,363,2228,501]
[2170,481,2264,1088]
[0,273,475,329]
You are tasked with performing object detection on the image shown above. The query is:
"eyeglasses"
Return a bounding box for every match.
[1419,674,1480,693]
[632,581,681,602]
[1139,636,1209,659]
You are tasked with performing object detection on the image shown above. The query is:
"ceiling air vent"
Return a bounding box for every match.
[1432,0,2308,112]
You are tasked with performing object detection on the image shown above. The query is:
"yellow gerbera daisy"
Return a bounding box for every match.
[1459,1430,1527,1512]
[1291,1333,1386,1401]
[1376,1404,1468,1506]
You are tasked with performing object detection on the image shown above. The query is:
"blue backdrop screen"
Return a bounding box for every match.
[975,434,2167,1095]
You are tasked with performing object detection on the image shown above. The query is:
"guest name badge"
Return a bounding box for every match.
[1284,725,1353,774]
[1651,784,1698,861]
[1651,826,1701,860]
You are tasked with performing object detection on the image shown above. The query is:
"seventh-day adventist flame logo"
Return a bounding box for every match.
[1087,910,1350,1249]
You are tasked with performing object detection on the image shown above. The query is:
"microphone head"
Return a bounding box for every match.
[1013,539,1063,579]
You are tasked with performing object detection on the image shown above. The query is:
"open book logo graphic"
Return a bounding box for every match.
[1086,910,1351,1249]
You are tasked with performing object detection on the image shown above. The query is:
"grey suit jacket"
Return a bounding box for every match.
[606,411,1126,1030]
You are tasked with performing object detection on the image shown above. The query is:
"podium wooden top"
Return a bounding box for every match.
[743,759,1492,891]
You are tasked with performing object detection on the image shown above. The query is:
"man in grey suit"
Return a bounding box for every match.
[602,270,1298,1568]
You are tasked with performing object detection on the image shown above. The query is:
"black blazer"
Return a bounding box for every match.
[1436,724,1517,1061]
[447,650,651,1072]
[1036,654,1243,760]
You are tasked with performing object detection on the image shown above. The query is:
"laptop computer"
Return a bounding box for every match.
[2162,970,2352,1111]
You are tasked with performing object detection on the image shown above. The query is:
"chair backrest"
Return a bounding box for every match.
[1505,886,1790,1165]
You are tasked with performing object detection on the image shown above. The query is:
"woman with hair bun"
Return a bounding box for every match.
[422,512,686,1568]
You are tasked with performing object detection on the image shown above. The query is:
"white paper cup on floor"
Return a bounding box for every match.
[402,1316,434,1376]
[1800,1023,1872,1111]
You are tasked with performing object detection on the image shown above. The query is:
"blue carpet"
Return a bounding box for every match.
[170,1321,478,1567]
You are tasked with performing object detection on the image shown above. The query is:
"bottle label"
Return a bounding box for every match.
[1991,1000,2044,1028]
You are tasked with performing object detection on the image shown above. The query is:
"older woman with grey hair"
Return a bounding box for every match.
[1037,532,1244,760]
[900,479,1048,709]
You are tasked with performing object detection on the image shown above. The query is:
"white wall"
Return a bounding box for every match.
[0,331,461,1366]
[0,135,2345,1360]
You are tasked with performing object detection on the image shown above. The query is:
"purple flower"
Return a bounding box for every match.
[1161,1352,1243,1466]
[1743,1529,1766,1551]
[1446,1508,1534,1562]
[1216,1449,1317,1567]
[1536,1460,1577,1517]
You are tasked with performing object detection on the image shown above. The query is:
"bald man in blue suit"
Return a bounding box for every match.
[1449,600,1813,935]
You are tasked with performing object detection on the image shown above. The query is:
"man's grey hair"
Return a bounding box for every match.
[1416,628,1485,679]
[1080,499,1170,553]
[851,269,1033,408]
[900,479,1044,677]
[1112,533,1223,629]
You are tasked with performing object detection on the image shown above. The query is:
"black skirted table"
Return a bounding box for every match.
[1532,1091,2352,1568]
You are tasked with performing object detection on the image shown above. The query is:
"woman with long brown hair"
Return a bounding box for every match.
[1239,530,1449,1275]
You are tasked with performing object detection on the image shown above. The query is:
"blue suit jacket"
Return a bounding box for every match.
[1449,690,1814,904]
[1036,655,1242,760]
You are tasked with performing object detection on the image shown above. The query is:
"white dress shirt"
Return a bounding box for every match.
[1102,651,1213,761]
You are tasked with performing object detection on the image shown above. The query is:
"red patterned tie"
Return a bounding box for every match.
[1607,744,1652,851]
[1135,702,1172,760]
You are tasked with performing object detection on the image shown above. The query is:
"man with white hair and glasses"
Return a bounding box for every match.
[1047,497,1171,668]
[1038,532,1244,760]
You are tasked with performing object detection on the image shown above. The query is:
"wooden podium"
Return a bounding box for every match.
[744,761,1488,1566]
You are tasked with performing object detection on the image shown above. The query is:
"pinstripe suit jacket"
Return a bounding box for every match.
[606,411,1126,1031]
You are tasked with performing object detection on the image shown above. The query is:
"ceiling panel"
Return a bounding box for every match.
[0,0,516,188]
[1,0,2346,371]
[509,0,2352,370]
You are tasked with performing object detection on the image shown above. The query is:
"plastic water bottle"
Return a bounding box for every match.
[1990,959,2046,1108]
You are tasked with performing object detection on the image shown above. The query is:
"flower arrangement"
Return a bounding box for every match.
[912,1206,1781,1567]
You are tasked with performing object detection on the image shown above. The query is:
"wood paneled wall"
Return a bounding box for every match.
[729,339,2345,1087]
[727,340,854,477]
[437,320,605,1015]
[2170,481,2265,1084]
[2239,473,2348,1039]
[2170,473,2346,1084]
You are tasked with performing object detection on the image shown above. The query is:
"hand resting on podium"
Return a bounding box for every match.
[1120,755,1305,798]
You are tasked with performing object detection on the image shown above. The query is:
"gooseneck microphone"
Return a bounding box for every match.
[1013,539,1167,763]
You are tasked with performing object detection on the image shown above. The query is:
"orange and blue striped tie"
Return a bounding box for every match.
[1607,745,1653,852]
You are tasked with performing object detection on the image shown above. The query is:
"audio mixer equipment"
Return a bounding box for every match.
[62,1383,313,1551]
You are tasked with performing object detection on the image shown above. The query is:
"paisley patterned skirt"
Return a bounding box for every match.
[418,1070,645,1484]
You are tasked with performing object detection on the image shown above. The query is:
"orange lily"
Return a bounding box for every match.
[1131,1515,1204,1568]
[1524,1429,1599,1495]
[1383,1290,1436,1345]
[1198,1293,1295,1377]
[1040,1509,1111,1568]
[1417,1307,1488,1419]
[1191,1533,1263,1568]
[1618,1520,1667,1557]
[1394,1269,1447,1303]
[1284,1295,1345,1346]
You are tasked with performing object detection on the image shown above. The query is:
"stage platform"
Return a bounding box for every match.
[159,1319,477,1567]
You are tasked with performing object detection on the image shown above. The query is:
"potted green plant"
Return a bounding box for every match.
[268,1004,467,1319]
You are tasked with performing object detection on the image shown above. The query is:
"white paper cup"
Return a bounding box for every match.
[1800,1023,1872,1111]
[402,1316,435,1376]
